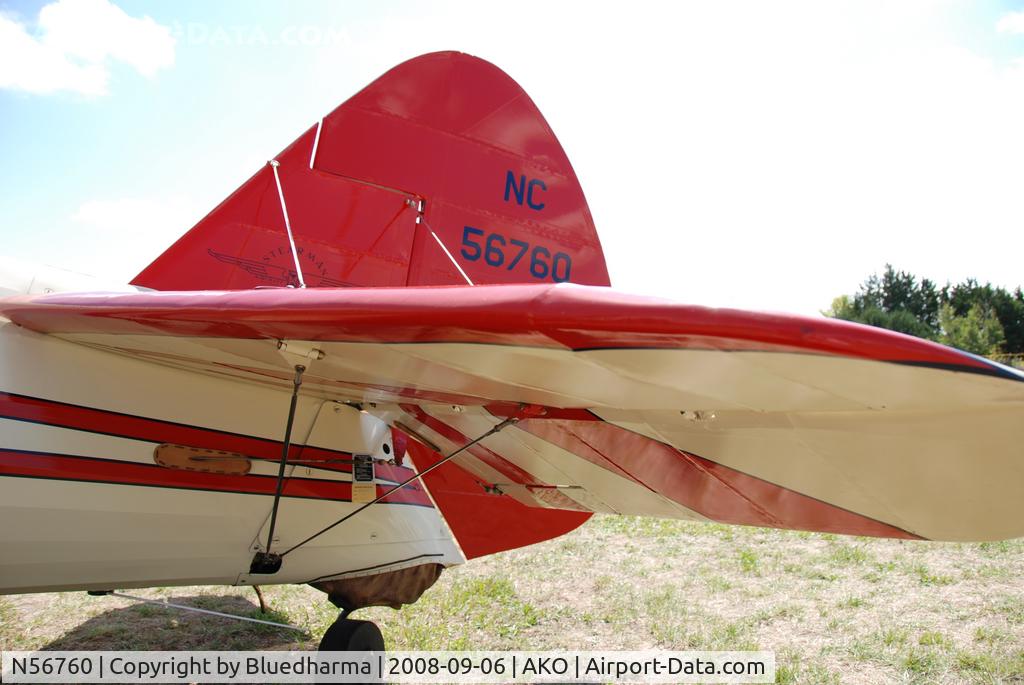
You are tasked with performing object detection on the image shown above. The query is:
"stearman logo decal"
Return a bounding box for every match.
[207,248,354,288]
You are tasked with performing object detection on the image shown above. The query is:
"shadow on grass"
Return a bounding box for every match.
[41,595,310,651]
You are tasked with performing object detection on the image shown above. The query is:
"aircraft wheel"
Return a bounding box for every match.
[318,616,385,651]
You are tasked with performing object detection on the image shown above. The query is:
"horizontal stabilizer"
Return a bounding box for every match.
[4,283,1022,544]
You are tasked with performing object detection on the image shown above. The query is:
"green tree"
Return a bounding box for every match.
[824,265,940,341]
[824,295,854,319]
[825,267,1024,355]
[939,303,1006,356]
[943,281,1024,354]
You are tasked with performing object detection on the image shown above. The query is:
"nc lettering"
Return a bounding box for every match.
[504,170,547,210]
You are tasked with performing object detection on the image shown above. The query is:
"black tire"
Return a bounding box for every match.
[318,617,386,651]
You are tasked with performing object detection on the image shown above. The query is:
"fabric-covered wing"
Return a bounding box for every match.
[3,283,1023,545]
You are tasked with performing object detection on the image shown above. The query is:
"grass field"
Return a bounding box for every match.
[2,516,1022,684]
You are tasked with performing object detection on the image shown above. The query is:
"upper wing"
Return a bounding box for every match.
[3,283,1022,544]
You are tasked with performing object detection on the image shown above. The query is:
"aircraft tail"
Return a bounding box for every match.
[132,51,610,290]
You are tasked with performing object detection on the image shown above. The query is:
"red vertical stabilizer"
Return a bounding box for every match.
[405,439,592,560]
[132,51,610,290]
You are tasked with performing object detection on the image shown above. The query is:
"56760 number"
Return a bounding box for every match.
[460,226,572,282]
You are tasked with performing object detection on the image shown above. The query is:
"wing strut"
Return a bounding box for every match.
[276,404,546,561]
[91,591,304,632]
[269,159,306,288]
[249,363,305,575]
[417,208,475,286]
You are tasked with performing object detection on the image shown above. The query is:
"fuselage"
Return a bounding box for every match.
[0,258,463,595]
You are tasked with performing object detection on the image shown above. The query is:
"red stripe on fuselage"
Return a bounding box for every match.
[0,391,414,484]
[0,449,432,505]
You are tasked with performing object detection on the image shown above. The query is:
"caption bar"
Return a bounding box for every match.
[2,650,775,683]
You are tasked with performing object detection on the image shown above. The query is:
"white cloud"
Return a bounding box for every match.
[0,13,107,95]
[0,0,174,96]
[996,10,1024,34]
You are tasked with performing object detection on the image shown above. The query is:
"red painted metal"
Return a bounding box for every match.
[0,449,432,506]
[0,392,420,487]
[1,284,1010,375]
[403,438,591,559]
[131,52,609,291]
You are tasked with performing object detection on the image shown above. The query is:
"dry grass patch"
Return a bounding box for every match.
[2,516,1022,684]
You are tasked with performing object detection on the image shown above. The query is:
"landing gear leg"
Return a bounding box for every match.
[253,585,268,613]
[318,610,385,651]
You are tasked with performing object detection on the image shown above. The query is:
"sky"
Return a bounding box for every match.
[1,0,1023,315]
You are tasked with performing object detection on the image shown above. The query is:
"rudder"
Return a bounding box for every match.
[132,51,610,290]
